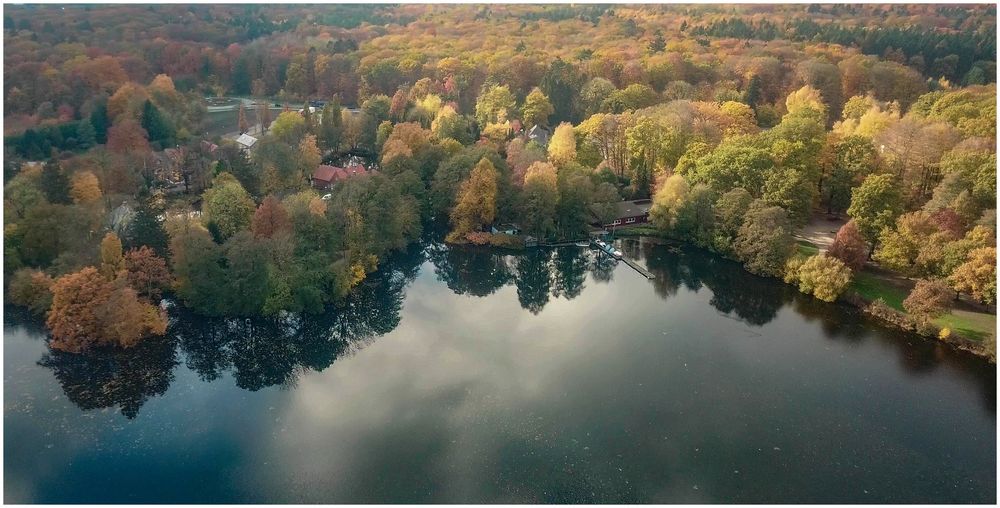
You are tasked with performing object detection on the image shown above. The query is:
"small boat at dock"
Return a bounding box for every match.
[592,239,623,259]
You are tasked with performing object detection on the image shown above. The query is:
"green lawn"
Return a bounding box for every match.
[796,240,819,257]
[934,309,996,342]
[848,270,995,343]
[848,270,907,311]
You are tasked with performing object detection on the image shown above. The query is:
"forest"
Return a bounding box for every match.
[3,4,996,356]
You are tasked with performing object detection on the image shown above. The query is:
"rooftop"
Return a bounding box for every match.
[313,164,367,183]
[613,199,652,218]
[235,133,257,148]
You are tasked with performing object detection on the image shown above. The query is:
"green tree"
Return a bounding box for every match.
[362,94,392,124]
[522,88,554,128]
[7,268,53,316]
[648,29,666,53]
[90,102,110,144]
[140,100,175,147]
[847,174,902,254]
[475,84,517,128]
[673,184,716,248]
[222,232,271,316]
[4,171,47,220]
[519,162,559,240]
[169,222,226,315]
[555,171,595,239]
[76,120,97,149]
[269,111,307,144]
[690,141,774,196]
[40,159,71,204]
[734,201,795,277]
[873,212,939,276]
[762,166,815,227]
[202,173,255,242]
[319,96,344,152]
[580,78,616,118]
[712,188,753,254]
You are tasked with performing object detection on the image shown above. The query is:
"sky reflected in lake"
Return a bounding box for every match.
[4,239,996,503]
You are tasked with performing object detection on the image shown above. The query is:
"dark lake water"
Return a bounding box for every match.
[4,238,996,503]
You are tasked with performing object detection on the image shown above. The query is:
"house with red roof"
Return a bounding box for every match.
[312,164,366,190]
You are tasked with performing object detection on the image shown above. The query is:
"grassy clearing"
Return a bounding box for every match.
[934,309,996,342]
[796,240,819,257]
[848,269,995,343]
[848,270,907,311]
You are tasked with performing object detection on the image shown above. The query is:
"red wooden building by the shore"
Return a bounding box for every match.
[590,199,653,228]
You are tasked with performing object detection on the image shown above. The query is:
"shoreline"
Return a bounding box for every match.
[615,232,996,362]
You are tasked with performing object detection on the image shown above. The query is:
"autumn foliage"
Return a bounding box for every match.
[251,195,292,239]
[46,267,167,352]
[827,220,868,271]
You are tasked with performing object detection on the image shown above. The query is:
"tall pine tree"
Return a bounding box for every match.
[40,159,71,204]
[319,96,343,152]
[90,102,109,144]
[126,196,169,258]
[141,100,175,148]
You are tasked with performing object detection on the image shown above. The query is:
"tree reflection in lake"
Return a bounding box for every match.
[552,247,588,300]
[633,237,791,326]
[515,249,554,314]
[36,243,425,416]
[37,335,179,419]
[426,241,514,297]
[9,239,996,503]
[427,243,595,313]
[28,238,996,422]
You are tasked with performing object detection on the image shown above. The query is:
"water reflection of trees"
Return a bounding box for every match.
[37,335,179,419]
[635,238,792,326]
[427,239,791,323]
[33,240,996,419]
[426,242,514,297]
[428,244,596,314]
[37,245,425,417]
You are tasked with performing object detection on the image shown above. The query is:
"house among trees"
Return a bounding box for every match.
[312,164,365,190]
[151,148,184,186]
[106,201,135,236]
[491,223,521,235]
[527,124,550,146]
[200,140,219,155]
[235,133,258,152]
[592,199,652,228]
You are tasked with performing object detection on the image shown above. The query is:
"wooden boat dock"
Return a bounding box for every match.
[622,256,655,280]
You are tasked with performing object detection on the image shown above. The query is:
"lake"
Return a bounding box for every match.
[4,237,996,503]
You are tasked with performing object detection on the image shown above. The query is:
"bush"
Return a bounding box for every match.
[795,254,853,302]
[489,233,525,250]
[866,298,914,331]
[903,278,952,324]
[8,268,54,316]
[466,231,492,245]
